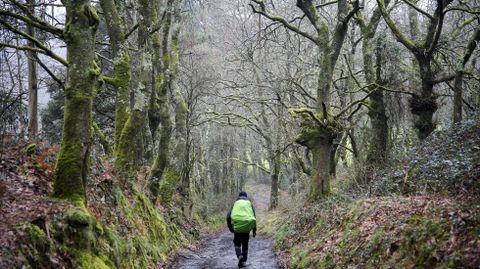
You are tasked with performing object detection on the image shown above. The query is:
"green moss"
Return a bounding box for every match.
[21,224,51,267]
[296,112,340,147]
[152,32,161,47]
[25,224,49,253]
[158,167,180,205]
[65,207,97,251]
[53,139,89,204]
[75,251,110,269]
[113,51,131,149]
[66,207,91,227]
[93,121,111,154]
[21,175,192,269]
[175,94,188,119]
[114,111,145,173]
[54,0,99,204]
[89,60,101,77]
[113,52,131,87]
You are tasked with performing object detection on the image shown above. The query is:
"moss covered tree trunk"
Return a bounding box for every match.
[148,0,187,204]
[453,27,480,123]
[410,57,437,140]
[298,0,354,200]
[251,0,358,201]
[269,94,283,209]
[148,0,174,200]
[292,111,339,200]
[269,152,280,210]
[366,40,388,163]
[114,0,154,171]
[53,0,99,203]
[172,28,189,204]
[377,0,453,140]
[99,0,131,151]
[174,93,189,203]
[293,110,339,201]
[310,141,332,199]
[357,2,389,164]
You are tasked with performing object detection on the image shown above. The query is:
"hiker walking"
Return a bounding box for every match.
[226,191,257,268]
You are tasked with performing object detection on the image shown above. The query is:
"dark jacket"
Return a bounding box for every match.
[226,197,257,234]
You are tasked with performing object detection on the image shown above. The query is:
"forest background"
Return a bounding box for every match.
[0,0,479,268]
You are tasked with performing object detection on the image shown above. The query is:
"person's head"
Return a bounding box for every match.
[238,191,248,199]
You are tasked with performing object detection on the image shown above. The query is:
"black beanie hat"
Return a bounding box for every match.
[238,191,247,198]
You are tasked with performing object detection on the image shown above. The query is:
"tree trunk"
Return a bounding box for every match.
[53,0,99,204]
[175,94,189,200]
[309,141,332,200]
[114,0,154,171]
[366,90,388,162]
[452,71,463,123]
[99,0,131,151]
[410,58,437,140]
[26,0,38,140]
[294,111,339,201]
[253,0,353,202]
[148,0,176,201]
[453,26,480,123]
[366,39,388,163]
[360,14,389,163]
[329,142,339,177]
[269,152,280,210]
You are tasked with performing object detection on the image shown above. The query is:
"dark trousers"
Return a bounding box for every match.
[233,233,250,261]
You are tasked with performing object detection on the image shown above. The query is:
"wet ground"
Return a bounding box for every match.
[168,183,280,269]
[168,230,279,269]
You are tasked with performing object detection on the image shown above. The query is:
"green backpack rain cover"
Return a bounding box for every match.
[231,199,256,233]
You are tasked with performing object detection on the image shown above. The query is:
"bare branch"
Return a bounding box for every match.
[0,9,63,36]
[248,1,318,44]
[402,0,434,20]
[0,19,68,66]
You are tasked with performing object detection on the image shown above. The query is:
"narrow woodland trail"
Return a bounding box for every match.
[168,183,280,269]
[168,230,279,269]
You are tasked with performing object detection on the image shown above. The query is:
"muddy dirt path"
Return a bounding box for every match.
[168,230,279,269]
[168,183,280,269]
